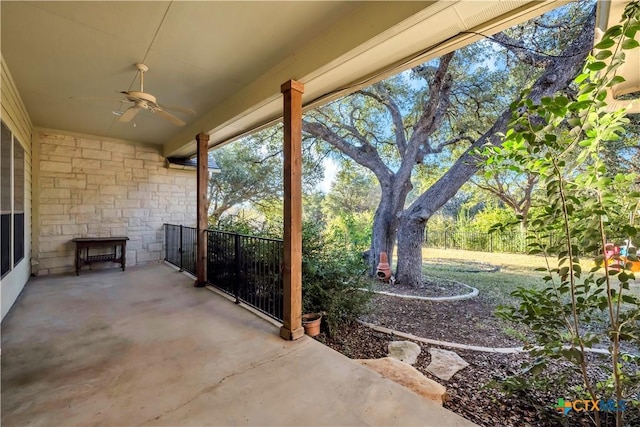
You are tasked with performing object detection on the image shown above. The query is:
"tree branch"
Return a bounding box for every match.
[358,83,408,157]
[302,120,392,181]
[491,32,553,68]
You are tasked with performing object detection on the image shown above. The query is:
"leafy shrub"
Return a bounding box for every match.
[301,221,373,335]
[481,5,640,426]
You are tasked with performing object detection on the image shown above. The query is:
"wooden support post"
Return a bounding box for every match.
[280,80,305,340]
[195,132,209,287]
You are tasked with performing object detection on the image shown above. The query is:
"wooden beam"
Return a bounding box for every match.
[280,80,305,340]
[195,132,209,287]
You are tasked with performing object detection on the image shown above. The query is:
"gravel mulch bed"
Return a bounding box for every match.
[361,294,522,347]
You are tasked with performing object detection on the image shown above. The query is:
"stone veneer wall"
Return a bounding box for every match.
[35,130,196,275]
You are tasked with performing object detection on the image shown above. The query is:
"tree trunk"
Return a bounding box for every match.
[370,194,397,275]
[395,7,595,286]
[368,177,413,275]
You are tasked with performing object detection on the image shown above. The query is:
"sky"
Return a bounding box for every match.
[319,158,337,193]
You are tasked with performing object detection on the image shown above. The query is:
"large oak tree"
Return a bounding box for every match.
[303,4,597,285]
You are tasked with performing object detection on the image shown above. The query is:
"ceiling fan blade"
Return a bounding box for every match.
[118,106,142,123]
[154,108,186,126]
[158,103,196,115]
[69,96,128,103]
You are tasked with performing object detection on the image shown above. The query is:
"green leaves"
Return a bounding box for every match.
[479,2,640,417]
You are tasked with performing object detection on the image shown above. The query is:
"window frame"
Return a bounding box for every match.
[1,120,26,278]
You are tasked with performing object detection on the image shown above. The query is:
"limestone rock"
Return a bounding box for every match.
[426,348,469,381]
[357,357,446,405]
[387,340,421,365]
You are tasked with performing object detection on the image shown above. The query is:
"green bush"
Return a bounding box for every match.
[301,221,373,335]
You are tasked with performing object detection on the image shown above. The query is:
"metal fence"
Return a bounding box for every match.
[424,230,530,254]
[164,224,284,322]
[207,230,284,321]
[164,224,197,275]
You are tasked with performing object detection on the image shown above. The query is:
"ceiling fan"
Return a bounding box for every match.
[115,63,195,126]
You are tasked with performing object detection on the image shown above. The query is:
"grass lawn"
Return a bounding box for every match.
[421,247,640,307]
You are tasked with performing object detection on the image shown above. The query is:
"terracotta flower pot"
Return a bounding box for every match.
[302,313,322,337]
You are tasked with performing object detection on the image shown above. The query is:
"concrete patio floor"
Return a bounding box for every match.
[1,263,475,426]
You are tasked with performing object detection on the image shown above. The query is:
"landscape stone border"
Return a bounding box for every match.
[360,279,478,302]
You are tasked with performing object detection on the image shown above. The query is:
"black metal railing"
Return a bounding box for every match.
[164,224,197,275]
[207,230,284,321]
[163,224,284,322]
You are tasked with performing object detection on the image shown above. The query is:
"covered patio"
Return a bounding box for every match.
[1,263,474,426]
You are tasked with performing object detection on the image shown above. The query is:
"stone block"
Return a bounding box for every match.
[41,145,81,157]
[102,141,135,155]
[40,134,76,147]
[115,199,141,208]
[166,204,187,214]
[88,174,115,185]
[39,240,72,253]
[82,194,115,206]
[40,205,64,215]
[388,341,422,365]
[142,233,159,244]
[68,205,96,214]
[126,250,137,266]
[41,161,72,173]
[357,358,446,405]
[148,242,163,252]
[101,160,125,170]
[41,155,73,163]
[77,139,101,149]
[135,144,158,153]
[40,256,74,269]
[40,225,62,236]
[82,148,111,160]
[54,178,87,189]
[110,227,127,236]
[122,208,148,218]
[62,224,88,235]
[100,185,126,195]
[132,169,149,181]
[135,151,163,162]
[116,171,133,183]
[40,215,74,225]
[73,157,101,168]
[426,348,469,381]
[40,188,71,199]
[148,174,174,184]
[101,208,122,218]
[75,213,102,224]
[124,158,144,169]
[39,177,55,188]
[140,199,158,208]
[138,183,158,192]
[174,176,195,185]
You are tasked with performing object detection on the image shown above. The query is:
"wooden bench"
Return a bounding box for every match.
[72,237,129,276]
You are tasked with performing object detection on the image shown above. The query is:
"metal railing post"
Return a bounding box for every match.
[234,232,241,304]
[179,225,184,272]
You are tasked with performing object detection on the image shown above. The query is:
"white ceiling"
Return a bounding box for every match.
[1,1,564,157]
